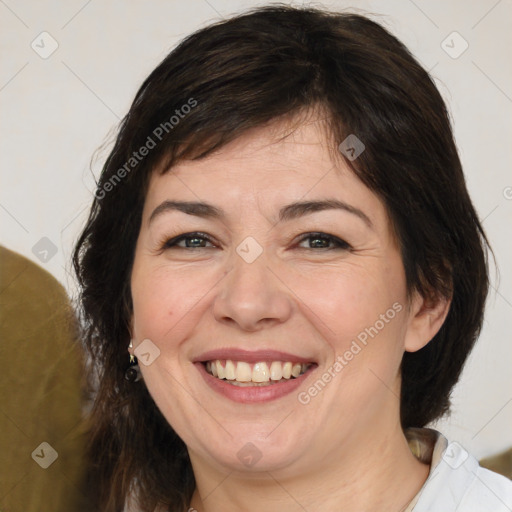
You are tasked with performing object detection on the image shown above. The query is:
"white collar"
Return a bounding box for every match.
[403,427,512,511]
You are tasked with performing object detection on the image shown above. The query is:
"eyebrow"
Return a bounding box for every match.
[148,199,373,228]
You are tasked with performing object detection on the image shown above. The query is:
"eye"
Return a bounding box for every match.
[296,232,351,251]
[159,231,350,251]
[161,232,217,249]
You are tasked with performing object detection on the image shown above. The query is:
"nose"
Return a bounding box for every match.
[212,252,293,332]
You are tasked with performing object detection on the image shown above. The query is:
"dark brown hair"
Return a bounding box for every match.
[73,5,490,511]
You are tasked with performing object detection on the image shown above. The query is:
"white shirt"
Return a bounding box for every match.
[405,428,512,511]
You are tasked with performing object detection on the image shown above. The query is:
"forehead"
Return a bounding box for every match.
[143,116,389,231]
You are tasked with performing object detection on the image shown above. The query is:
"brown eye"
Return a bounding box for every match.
[297,232,351,250]
[163,232,216,249]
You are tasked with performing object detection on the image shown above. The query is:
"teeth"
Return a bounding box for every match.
[216,360,225,379]
[282,362,292,379]
[270,361,282,381]
[252,362,270,382]
[205,360,311,384]
[225,360,236,380]
[236,361,252,382]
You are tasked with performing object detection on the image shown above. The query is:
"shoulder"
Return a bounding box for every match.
[0,245,76,341]
[412,430,512,512]
[0,245,69,305]
[460,465,512,511]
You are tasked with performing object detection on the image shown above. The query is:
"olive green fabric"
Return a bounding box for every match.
[0,246,89,511]
[481,448,512,480]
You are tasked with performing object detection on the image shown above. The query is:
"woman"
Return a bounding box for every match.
[73,5,512,511]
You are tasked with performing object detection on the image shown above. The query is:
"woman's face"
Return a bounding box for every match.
[130,116,425,475]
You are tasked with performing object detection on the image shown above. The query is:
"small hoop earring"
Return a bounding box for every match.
[125,340,141,382]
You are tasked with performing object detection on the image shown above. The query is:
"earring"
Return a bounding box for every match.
[125,340,141,382]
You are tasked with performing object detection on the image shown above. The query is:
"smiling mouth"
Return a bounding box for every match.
[203,359,314,387]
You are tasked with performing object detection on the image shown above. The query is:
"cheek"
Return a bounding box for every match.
[130,261,218,342]
[295,262,406,339]
[289,258,409,390]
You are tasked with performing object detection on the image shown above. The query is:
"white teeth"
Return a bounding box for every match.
[236,361,252,382]
[205,359,311,384]
[270,361,283,381]
[282,362,292,379]
[252,362,270,382]
[225,359,236,380]
[216,360,225,379]
[229,380,275,387]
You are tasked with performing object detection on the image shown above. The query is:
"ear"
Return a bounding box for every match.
[404,291,451,353]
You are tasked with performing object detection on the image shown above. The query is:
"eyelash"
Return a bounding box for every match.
[161,231,351,251]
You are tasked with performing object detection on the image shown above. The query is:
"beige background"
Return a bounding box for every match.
[1,0,511,459]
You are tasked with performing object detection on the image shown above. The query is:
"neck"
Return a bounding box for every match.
[188,421,430,512]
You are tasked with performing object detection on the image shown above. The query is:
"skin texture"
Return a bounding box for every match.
[129,114,449,511]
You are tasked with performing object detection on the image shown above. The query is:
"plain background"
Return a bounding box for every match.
[1,0,511,459]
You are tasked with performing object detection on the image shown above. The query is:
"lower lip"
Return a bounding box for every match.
[195,362,316,403]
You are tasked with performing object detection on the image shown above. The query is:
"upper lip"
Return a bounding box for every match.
[193,348,317,364]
